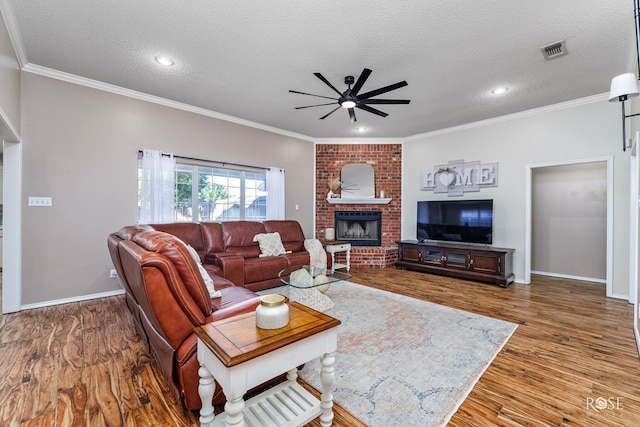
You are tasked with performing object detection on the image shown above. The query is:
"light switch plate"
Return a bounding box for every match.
[28,197,53,207]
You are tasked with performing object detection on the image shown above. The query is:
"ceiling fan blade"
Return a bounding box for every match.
[319,106,341,120]
[314,73,344,97]
[295,102,338,109]
[348,107,357,122]
[289,90,338,101]
[359,99,411,105]
[357,81,408,100]
[356,104,388,117]
[351,68,372,96]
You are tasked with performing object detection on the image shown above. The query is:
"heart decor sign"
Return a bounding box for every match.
[420,159,498,195]
[438,172,455,187]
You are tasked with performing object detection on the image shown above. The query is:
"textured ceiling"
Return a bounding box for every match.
[3,0,637,139]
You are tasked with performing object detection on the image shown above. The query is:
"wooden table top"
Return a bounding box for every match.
[322,240,350,246]
[195,302,341,367]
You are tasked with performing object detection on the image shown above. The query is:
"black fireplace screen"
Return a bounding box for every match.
[334,210,382,246]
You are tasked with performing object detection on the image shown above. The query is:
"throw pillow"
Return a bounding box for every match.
[253,232,287,257]
[186,245,221,298]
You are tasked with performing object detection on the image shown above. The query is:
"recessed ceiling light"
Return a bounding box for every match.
[491,86,509,95]
[155,55,174,66]
[355,127,367,133]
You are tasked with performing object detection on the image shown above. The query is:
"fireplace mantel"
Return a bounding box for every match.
[326,198,392,205]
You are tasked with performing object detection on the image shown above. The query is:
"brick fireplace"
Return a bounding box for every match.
[315,143,401,268]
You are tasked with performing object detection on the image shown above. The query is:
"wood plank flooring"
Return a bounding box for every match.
[1,268,639,426]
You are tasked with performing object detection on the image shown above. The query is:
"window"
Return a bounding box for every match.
[138,159,267,222]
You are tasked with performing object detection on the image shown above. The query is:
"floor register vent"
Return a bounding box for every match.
[541,40,568,60]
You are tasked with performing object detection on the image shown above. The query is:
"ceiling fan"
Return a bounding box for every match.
[289,68,410,122]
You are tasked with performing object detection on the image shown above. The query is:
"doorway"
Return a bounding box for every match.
[531,162,607,281]
[525,157,613,296]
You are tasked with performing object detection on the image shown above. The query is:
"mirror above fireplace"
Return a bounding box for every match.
[340,163,375,198]
[326,163,391,204]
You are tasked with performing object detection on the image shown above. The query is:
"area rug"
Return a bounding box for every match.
[261,282,517,426]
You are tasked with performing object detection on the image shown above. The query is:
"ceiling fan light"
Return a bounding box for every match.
[341,100,356,109]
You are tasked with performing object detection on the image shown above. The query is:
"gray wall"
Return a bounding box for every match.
[11,61,639,303]
[20,72,314,305]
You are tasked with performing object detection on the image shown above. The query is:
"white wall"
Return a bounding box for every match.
[402,96,630,297]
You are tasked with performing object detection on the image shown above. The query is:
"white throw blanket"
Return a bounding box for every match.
[304,238,327,269]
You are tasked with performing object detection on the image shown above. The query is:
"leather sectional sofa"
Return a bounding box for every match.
[147,220,321,291]
[107,219,324,410]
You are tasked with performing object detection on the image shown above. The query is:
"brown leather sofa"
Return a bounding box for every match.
[145,219,327,291]
[107,219,322,410]
[108,226,265,410]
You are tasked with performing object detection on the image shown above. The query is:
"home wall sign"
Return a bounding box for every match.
[421,159,498,196]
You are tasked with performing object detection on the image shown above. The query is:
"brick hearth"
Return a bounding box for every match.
[316,143,401,268]
[332,246,399,269]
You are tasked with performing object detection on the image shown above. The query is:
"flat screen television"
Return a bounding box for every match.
[417,199,493,245]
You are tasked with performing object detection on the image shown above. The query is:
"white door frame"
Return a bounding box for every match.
[524,156,613,296]
[2,139,22,313]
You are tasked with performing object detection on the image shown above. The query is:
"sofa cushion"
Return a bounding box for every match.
[281,251,310,267]
[201,222,225,253]
[133,230,213,316]
[253,232,288,257]
[263,220,306,253]
[209,286,261,313]
[244,256,289,284]
[149,223,205,256]
[221,221,265,258]
[203,263,224,278]
[116,224,153,240]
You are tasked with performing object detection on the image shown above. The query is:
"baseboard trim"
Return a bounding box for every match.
[531,270,606,284]
[21,289,125,311]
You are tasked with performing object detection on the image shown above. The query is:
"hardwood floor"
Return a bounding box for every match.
[1,268,639,426]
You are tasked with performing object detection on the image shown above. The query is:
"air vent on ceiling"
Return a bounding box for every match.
[541,40,568,60]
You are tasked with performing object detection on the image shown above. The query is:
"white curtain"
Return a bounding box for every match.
[139,149,176,223]
[266,167,285,220]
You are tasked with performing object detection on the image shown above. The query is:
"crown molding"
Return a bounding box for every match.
[404,93,609,142]
[0,0,28,67]
[22,63,316,143]
[0,104,20,142]
[314,137,405,144]
[19,63,609,145]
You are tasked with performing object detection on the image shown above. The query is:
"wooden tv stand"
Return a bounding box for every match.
[396,240,515,287]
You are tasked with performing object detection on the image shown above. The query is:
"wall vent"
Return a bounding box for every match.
[540,40,568,60]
